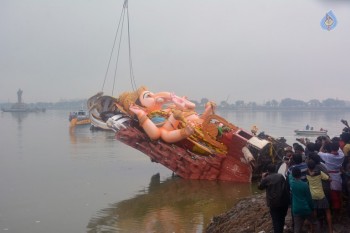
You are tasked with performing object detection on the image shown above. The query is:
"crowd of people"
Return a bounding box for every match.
[258,128,350,233]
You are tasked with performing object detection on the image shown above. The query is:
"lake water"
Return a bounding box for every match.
[1,109,349,233]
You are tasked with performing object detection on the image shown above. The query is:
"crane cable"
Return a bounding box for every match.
[126,1,137,91]
[101,0,137,95]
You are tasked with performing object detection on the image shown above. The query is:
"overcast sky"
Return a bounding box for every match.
[1,0,349,104]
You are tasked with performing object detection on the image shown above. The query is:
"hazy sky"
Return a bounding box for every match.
[1,0,349,104]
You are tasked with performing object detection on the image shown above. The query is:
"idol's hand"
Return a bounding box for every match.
[129,103,146,115]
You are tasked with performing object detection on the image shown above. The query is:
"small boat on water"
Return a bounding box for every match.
[87,92,117,131]
[69,110,91,127]
[294,128,328,136]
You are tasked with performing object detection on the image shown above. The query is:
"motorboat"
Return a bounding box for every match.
[294,128,328,136]
[69,109,91,127]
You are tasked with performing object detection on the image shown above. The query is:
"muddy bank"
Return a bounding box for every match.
[206,193,350,233]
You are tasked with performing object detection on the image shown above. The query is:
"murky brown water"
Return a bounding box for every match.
[0,109,348,232]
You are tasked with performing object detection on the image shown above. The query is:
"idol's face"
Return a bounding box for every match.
[139,91,156,108]
[138,91,171,111]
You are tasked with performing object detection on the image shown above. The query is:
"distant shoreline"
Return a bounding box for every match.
[1,99,350,112]
[216,106,350,112]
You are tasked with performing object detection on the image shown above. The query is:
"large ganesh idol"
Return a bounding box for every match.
[87,86,274,183]
[121,86,216,143]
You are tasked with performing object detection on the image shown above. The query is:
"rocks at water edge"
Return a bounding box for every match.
[205,193,350,233]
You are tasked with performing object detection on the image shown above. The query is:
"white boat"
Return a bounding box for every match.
[87,92,111,130]
[87,92,130,131]
[294,129,328,136]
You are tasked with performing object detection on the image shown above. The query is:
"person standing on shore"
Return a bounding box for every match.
[318,139,345,222]
[258,164,290,233]
[308,152,331,204]
[289,167,320,233]
[343,161,350,217]
[340,132,350,157]
[306,159,333,233]
[286,153,308,182]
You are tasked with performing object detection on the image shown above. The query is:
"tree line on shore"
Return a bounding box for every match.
[1,97,349,110]
[193,97,350,110]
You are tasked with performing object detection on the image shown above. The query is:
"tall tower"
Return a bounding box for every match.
[17,89,23,104]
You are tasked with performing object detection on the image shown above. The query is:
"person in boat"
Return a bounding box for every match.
[117,86,216,143]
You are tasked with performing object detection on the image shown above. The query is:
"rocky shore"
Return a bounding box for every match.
[206,193,350,233]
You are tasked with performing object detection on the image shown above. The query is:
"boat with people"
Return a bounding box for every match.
[69,109,91,127]
[294,124,328,136]
[86,0,290,182]
[294,129,328,136]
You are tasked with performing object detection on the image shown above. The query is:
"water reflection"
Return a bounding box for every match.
[69,125,93,145]
[87,174,256,233]
[9,112,28,155]
[10,111,29,125]
[69,125,117,145]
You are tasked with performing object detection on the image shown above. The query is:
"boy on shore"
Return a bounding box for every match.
[306,159,333,233]
[289,167,320,233]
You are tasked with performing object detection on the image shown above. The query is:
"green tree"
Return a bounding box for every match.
[280,98,307,107]
[220,100,229,108]
[322,98,345,107]
[308,99,321,107]
[235,100,245,107]
[200,98,209,107]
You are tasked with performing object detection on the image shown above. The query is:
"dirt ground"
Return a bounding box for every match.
[205,193,350,233]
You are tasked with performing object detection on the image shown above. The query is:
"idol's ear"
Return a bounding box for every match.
[135,97,144,107]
